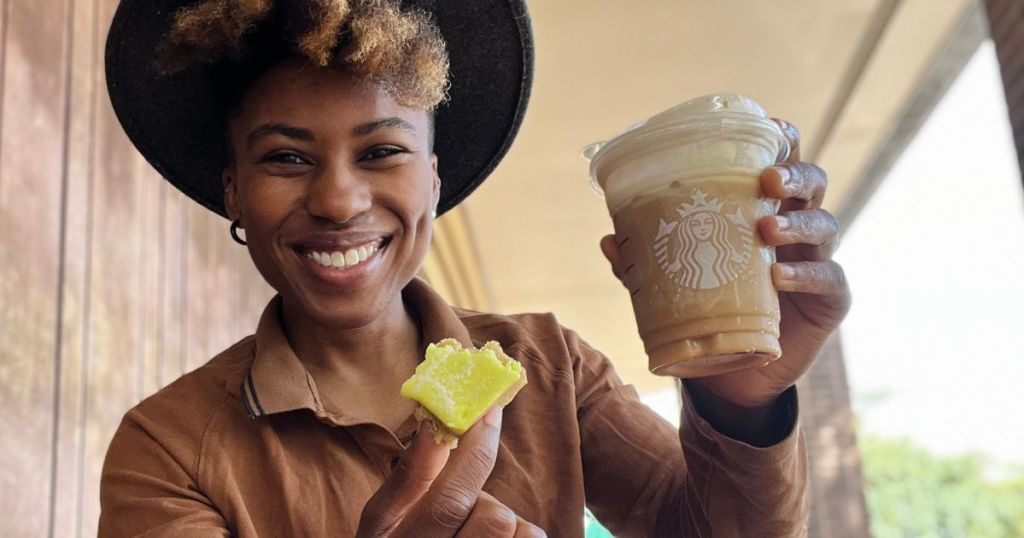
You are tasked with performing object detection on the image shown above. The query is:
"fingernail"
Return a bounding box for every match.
[484,406,503,428]
[777,264,796,280]
[775,215,790,231]
[775,166,792,186]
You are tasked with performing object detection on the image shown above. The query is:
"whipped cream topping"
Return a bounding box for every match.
[587,93,788,212]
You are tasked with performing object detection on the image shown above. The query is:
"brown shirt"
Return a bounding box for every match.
[99,279,807,537]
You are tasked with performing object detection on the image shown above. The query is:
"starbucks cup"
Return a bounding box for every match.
[587,93,789,378]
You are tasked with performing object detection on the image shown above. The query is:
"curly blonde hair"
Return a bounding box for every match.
[157,0,449,110]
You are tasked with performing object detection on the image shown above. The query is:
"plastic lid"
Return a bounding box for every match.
[585,93,789,194]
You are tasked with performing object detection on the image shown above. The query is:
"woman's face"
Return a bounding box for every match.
[223,58,439,329]
[689,213,714,241]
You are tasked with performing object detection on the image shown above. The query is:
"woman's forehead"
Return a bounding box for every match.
[235,59,430,135]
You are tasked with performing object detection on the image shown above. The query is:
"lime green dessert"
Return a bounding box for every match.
[401,338,527,447]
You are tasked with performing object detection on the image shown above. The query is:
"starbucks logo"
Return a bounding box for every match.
[654,189,754,290]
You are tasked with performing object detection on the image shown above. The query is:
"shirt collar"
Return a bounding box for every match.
[241,277,473,419]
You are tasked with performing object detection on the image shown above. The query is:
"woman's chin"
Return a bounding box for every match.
[289,276,406,331]
[300,295,389,331]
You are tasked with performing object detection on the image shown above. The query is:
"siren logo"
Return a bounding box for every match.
[654,190,754,289]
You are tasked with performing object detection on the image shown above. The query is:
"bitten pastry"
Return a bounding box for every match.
[400,338,527,447]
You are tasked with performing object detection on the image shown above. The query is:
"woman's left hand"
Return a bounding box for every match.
[600,120,852,410]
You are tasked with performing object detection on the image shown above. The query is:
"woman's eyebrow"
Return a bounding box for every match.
[245,118,416,148]
[352,116,417,137]
[246,123,314,148]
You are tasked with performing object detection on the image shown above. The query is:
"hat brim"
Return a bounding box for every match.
[105,0,533,218]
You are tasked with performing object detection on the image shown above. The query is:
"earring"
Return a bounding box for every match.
[431,209,438,219]
[230,219,247,245]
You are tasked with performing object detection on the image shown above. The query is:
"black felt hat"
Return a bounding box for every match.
[105,0,533,218]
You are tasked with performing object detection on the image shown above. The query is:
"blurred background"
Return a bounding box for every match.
[2,0,1023,536]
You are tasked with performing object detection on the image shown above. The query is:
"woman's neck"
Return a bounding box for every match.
[279,293,423,385]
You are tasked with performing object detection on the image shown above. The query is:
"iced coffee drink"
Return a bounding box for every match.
[588,94,789,378]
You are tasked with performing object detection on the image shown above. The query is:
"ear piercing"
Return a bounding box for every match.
[230,219,247,245]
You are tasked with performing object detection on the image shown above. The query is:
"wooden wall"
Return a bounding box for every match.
[797,334,871,537]
[0,0,275,535]
[985,0,1024,193]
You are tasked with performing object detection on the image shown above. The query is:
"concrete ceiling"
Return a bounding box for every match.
[433,0,978,393]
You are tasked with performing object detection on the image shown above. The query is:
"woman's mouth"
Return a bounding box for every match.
[301,238,387,271]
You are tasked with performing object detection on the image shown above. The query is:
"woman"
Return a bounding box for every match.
[101,0,851,536]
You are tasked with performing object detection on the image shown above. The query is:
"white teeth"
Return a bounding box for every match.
[307,241,381,271]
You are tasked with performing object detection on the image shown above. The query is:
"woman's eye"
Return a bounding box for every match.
[360,146,406,161]
[264,152,309,165]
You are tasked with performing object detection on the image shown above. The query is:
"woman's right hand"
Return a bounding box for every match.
[356,407,546,537]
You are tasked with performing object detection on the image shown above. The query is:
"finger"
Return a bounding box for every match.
[477,492,547,538]
[773,261,848,296]
[600,234,626,285]
[758,209,839,261]
[599,234,621,270]
[760,162,828,210]
[356,426,451,537]
[454,492,547,538]
[772,118,801,163]
[454,492,517,537]
[397,406,504,535]
[512,518,548,538]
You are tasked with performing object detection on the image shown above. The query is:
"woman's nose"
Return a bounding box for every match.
[304,163,372,223]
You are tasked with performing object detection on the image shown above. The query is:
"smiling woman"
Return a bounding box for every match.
[222,61,439,335]
[97,0,845,536]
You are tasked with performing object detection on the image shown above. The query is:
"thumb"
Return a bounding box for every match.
[356,426,451,537]
[599,234,626,286]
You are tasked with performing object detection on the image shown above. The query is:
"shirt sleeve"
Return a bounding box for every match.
[569,328,808,538]
[99,407,230,537]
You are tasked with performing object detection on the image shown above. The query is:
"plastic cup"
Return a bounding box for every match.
[587,93,789,378]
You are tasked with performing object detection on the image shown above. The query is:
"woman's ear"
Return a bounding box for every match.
[223,168,241,221]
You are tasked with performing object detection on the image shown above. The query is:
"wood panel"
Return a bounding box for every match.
[0,0,273,533]
[70,6,274,533]
[158,184,187,389]
[137,160,161,401]
[77,0,146,526]
[419,206,491,311]
[0,0,72,536]
[797,334,871,538]
[984,0,1024,190]
[0,0,7,146]
[51,0,98,534]
[185,204,226,373]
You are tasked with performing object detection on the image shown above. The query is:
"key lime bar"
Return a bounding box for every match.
[401,338,527,447]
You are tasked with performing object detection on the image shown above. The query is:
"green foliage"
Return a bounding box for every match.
[861,436,1024,538]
